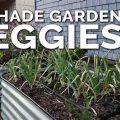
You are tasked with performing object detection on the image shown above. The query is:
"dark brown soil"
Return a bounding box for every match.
[4,76,120,120]
[0,52,12,64]
[0,50,21,64]
[93,94,120,120]
[9,78,83,120]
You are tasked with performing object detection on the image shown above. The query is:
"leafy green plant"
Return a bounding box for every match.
[5,57,20,80]
[114,59,120,89]
[5,49,50,87]
[77,56,117,107]
[48,51,118,108]
[80,112,90,120]
[48,48,81,94]
[0,51,4,58]
[18,51,42,86]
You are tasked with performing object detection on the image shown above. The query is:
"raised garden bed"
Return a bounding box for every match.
[1,48,120,120]
[1,73,93,120]
[1,73,120,120]
[0,75,54,120]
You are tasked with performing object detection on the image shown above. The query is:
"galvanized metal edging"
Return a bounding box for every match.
[0,68,55,120]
